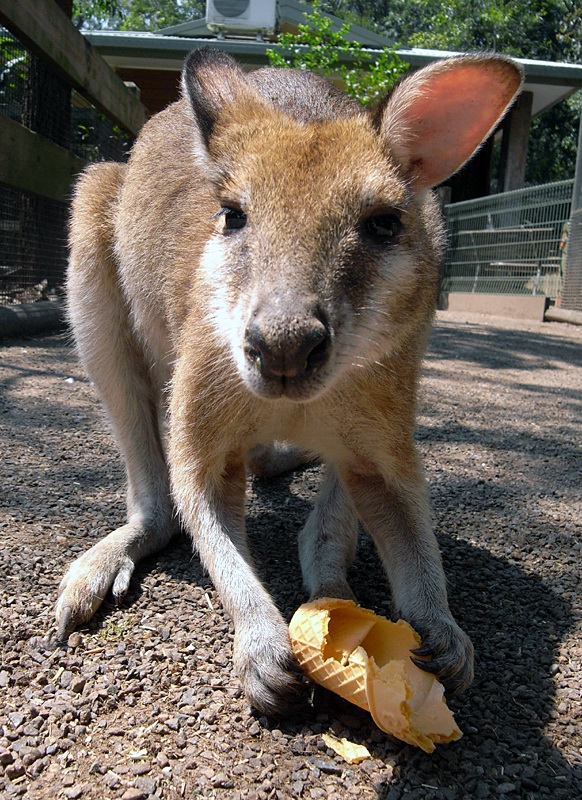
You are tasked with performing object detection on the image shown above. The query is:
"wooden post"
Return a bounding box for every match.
[499,91,533,192]
[448,136,494,202]
[572,99,582,214]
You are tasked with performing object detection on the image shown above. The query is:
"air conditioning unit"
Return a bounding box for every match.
[206,0,277,36]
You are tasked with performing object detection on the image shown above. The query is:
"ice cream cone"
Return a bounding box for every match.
[289,598,462,753]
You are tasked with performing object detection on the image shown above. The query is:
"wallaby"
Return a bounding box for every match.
[60,49,522,715]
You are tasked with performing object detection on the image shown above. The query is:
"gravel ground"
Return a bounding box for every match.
[1,310,581,800]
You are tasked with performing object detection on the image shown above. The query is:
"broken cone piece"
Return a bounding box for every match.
[321,733,371,764]
[289,598,462,753]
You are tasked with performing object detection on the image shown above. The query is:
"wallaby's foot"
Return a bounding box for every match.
[298,468,359,603]
[234,616,310,716]
[409,613,474,696]
[55,523,146,640]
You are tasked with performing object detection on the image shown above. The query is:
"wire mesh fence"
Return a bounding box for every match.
[0,185,68,304]
[0,25,133,306]
[442,180,574,298]
[561,207,582,312]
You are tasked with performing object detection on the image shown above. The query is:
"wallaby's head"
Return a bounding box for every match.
[182,50,522,402]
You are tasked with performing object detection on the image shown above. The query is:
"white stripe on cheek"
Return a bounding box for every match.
[199,236,248,375]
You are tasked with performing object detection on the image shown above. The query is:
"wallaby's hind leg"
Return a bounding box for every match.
[298,467,358,601]
[249,451,357,600]
[247,442,314,479]
[56,163,176,640]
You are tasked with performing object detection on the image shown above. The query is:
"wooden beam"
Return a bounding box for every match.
[0,0,146,136]
[0,115,86,202]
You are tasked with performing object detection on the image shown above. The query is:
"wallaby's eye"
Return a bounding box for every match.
[362,212,403,245]
[212,205,247,232]
[222,207,247,232]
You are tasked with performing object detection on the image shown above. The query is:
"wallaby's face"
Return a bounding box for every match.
[202,113,426,401]
[183,51,523,403]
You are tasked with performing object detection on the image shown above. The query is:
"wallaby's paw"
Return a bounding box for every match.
[234,622,310,716]
[55,535,136,641]
[409,615,475,697]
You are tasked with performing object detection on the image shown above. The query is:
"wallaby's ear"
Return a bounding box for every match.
[377,55,524,190]
[182,48,261,147]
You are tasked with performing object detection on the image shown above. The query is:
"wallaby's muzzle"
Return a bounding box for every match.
[243,300,332,400]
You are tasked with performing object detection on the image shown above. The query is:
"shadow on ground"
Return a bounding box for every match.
[428,320,582,372]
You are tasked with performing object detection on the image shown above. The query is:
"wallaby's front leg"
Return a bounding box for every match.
[343,466,474,696]
[54,347,177,640]
[168,339,307,715]
[58,165,178,640]
[171,456,305,714]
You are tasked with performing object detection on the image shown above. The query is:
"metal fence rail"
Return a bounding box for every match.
[443,180,574,298]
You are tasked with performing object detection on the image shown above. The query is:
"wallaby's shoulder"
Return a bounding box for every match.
[72,98,195,215]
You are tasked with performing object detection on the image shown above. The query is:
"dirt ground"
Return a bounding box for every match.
[1,310,581,800]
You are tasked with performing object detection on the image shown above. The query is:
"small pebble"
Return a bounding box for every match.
[121,789,146,800]
[67,632,82,648]
[63,786,84,800]
[212,772,234,788]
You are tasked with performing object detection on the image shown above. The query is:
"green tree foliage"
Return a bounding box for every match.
[73,0,204,30]
[319,0,580,62]
[527,94,581,184]
[266,5,408,106]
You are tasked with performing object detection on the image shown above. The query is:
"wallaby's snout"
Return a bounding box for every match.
[243,297,332,400]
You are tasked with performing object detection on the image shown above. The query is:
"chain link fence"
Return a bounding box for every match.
[442,181,574,299]
[0,25,133,305]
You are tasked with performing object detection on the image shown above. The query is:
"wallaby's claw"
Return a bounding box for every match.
[410,643,435,658]
[411,656,442,674]
[410,618,474,697]
[240,655,311,717]
[56,605,76,642]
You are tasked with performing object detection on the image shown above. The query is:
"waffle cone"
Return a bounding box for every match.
[289,598,462,753]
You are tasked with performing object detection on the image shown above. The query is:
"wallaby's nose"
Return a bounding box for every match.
[244,311,331,381]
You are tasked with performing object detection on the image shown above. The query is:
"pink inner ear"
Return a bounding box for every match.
[403,64,521,188]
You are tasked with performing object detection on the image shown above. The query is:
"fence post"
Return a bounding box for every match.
[572,100,582,216]
[560,100,582,311]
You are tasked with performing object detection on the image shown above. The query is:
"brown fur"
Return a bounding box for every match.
[61,49,523,714]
